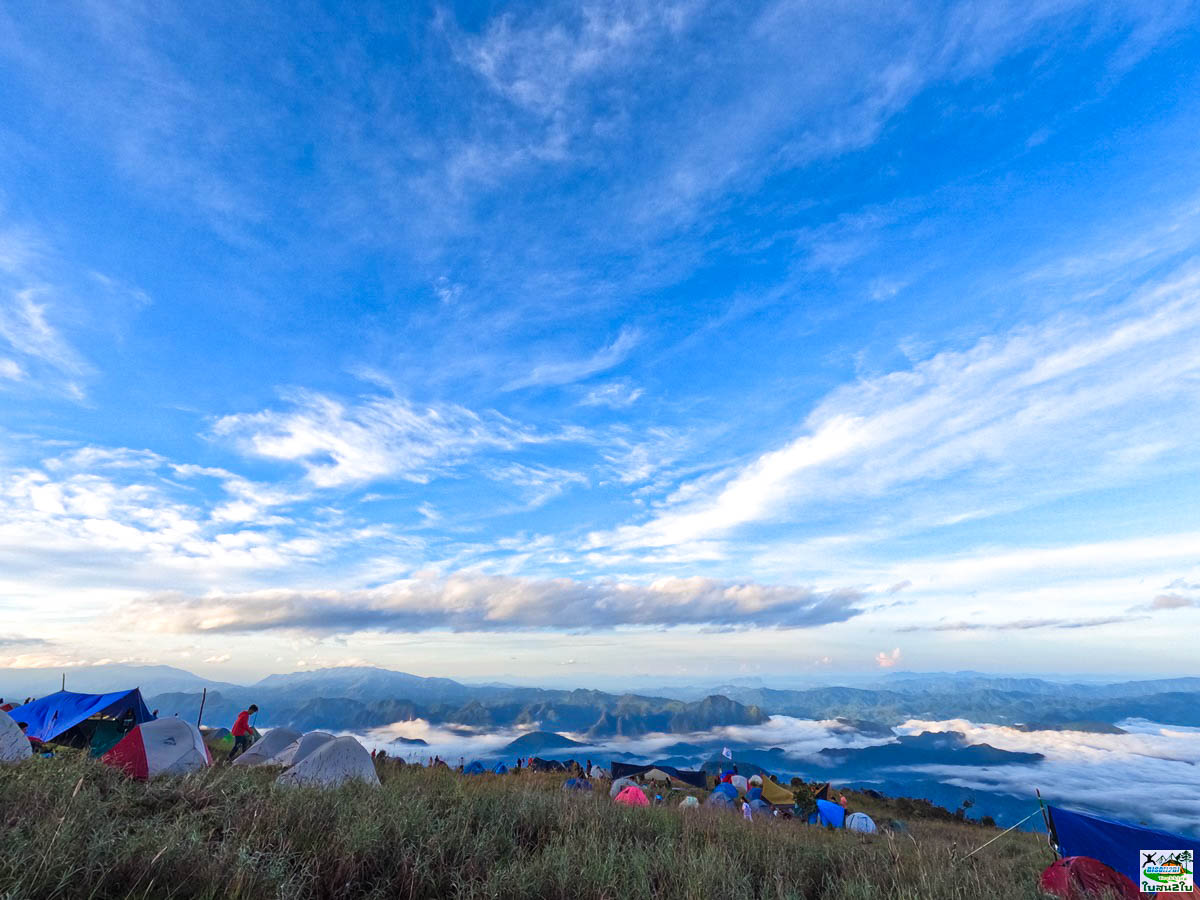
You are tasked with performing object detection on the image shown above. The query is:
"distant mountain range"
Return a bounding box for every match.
[4,663,1198,738]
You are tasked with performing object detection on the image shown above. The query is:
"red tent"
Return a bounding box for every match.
[1039,856,1139,899]
[103,718,211,780]
[614,785,650,807]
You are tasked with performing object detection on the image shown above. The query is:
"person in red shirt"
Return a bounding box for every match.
[228,704,258,761]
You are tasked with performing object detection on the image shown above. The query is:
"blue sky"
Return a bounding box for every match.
[2,0,1199,685]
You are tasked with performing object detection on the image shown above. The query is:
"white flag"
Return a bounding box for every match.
[722,746,733,760]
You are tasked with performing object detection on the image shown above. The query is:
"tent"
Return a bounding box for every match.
[464,760,487,775]
[680,795,699,809]
[815,798,846,828]
[610,776,639,798]
[232,727,302,766]
[276,736,380,789]
[729,774,749,794]
[269,731,335,768]
[201,727,234,756]
[563,777,592,791]
[1038,857,1139,900]
[748,799,772,817]
[492,762,508,775]
[610,761,707,789]
[1047,806,1198,887]
[103,718,210,780]
[614,785,649,807]
[527,757,565,772]
[0,709,32,764]
[706,791,734,808]
[759,778,794,806]
[710,782,738,800]
[7,690,152,749]
[845,812,878,834]
[643,768,673,783]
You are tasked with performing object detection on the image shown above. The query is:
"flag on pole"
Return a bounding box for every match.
[722,747,733,760]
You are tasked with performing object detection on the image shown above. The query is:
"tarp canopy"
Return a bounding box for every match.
[759,778,794,806]
[1048,806,1198,887]
[0,709,32,764]
[8,690,152,744]
[103,718,210,780]
[610,761,707,789]
[816,798,846,828]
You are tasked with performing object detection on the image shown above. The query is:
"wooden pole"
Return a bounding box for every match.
[61,672,65,691]
[196,687,207,729]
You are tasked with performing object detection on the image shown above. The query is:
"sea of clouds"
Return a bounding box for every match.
[343,715,1199,836]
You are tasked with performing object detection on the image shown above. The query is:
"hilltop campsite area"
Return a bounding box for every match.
[3,685,1197,899]
[3,747,1054,900]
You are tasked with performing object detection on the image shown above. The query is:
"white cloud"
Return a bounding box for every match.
[580,381,643,409]
[594,264,1200,551]
[214,390,545,488]
[116,573,866,635]
[875,647,901,668]
[202,653,232,664]
[504,327,640,391]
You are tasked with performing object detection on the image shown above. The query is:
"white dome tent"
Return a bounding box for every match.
[0,709,32,764]
[276,736,380,789]
[268,731,335,767]
[233,727,302,766]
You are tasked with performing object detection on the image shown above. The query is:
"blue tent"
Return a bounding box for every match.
[711,782,738,800]
[492,762,508,774]
[815,798,846,828]
[8,690,152,744]
[1049,806,1198,886]
[563,777,592,791]
[463,760,487,775]
[745,786,763,802]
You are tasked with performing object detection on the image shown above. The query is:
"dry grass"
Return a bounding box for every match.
[0,754,1054,900]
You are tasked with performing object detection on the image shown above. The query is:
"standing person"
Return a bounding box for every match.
[227,704,258,761]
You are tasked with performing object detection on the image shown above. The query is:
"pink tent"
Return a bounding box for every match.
[614,785,649,807]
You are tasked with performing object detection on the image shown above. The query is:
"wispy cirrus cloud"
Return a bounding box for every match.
[592,262,1200,552]
[213,389,548,488]
[504,327,640,391]
[116,573,866,635]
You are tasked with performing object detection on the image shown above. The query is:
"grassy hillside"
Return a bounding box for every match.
[0,755,1054,899]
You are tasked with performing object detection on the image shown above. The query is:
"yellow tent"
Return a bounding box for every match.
[760,777,794,806]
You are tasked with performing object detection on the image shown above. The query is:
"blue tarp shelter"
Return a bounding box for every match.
[815,798,846,828]
[8,690,153,744]
[1048,806,1198,886]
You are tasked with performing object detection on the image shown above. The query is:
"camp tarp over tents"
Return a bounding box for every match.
[0,709,32,764]
[8,690,153,744]
[1048,806,1198,887]
[610,761,707,789]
